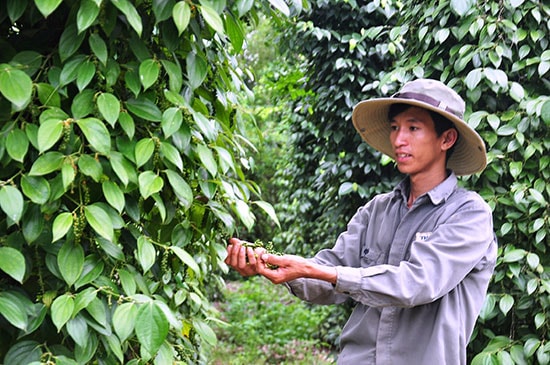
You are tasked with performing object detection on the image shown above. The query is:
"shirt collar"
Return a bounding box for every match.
[394,171,458,206]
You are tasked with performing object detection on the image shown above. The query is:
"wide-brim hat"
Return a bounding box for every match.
[352,79,487,176]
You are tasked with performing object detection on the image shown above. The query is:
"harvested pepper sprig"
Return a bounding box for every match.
[241,239,281,269]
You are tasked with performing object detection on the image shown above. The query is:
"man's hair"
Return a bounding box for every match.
[388,103,459,160]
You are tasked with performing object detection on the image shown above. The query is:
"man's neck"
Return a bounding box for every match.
[407,170,449,207]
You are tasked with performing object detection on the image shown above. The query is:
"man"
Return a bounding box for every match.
[225,79,497,364]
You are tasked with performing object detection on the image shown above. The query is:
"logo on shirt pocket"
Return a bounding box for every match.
[415,232,432,242]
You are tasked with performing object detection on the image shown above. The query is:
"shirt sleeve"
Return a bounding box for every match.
[285,204,373,304]
[334,195,496,308]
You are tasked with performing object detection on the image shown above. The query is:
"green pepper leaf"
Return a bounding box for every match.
[137,236,156,273]
[0,64,33,110]
[58,241,84,287]
[135,301,169,357]
[172,1,191,35]
[102,181,125,213]
[34,0,63,17]
[0,247,26,283]
[37,118,64,153]
[110,0,143,36]
[97,92,121,127]
[139,59,160,91]
[76,118,111,155]
[84,204,114,241]
[0,185,24,224]
[21,175,51,204]
[138,171,164,199]
[135,138,155,168]
[52,212,74,243]
[76,0,100,33]
[199,4,224,34]
[29,152,65,176]
[89,33,108,66]
[6,128,29,162]
[113,302,138,342]
[51,294,75,332]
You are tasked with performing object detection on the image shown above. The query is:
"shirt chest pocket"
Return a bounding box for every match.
[360,248,385,267]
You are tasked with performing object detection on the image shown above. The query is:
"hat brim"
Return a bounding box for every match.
[352,98,487,176]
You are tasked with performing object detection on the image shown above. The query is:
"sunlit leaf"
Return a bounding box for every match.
[51,294,75,332]
[139,59,160,91]
[173,1,191,35]
[138,171,164,199]
[84,204,114,241]
[137,236,156,273]
[160,142,183,171]
[268,0,290,16]
[0,292,27,329]
[97,93,120,127]
[161,107,183,138]
[0,247,26,283]
[110,0,143,36]
[52,212,74,243]
[76,60,95,91]
[34,0,63,17]
[118,111,135,139]
[6,128,29,162]
[102,181,125,213]
[135,301,169,357]
[0,185,24,223]
[76,118,111,155]
[253,200,280,228]
[499,294,514,316]
[193,319,217,346]
[170,246,200,274]
[0,64,33,110]
[76,0,100,33]
[113,302,138,342]
[199,4,224,34]
[29,151,65,176]
[78,154,103,182]
[135,138,155,168]
[165,170,193,210]
[195,144,217,176]
[37,118,64,153]
[21,175,50,204]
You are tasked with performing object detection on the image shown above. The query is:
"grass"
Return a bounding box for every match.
[209,277,337,365]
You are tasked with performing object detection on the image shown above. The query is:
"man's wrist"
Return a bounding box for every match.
[304,261,337,284]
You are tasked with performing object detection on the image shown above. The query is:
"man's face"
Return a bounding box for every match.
[389,106,452,178]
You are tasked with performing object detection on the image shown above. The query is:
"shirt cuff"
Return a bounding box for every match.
[334,265,362,294]
[335,265,389,294]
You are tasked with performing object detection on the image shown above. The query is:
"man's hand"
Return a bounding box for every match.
[257,253,338,285]
[225,237,265,276]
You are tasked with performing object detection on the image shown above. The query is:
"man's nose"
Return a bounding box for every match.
[392,129,407,147]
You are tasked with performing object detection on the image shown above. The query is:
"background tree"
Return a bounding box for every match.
[0,0,293,363]
[265,0,550,362]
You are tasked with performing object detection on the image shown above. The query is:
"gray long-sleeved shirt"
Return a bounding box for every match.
[286,173,497,365]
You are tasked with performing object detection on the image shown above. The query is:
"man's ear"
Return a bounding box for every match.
[441,128,458,151]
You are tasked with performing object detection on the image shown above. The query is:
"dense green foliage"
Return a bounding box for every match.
[263,0,550,362]
[212,277,334,364]
[0,0,294,363]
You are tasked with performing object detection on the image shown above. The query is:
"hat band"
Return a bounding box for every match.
[393,91,463,119]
